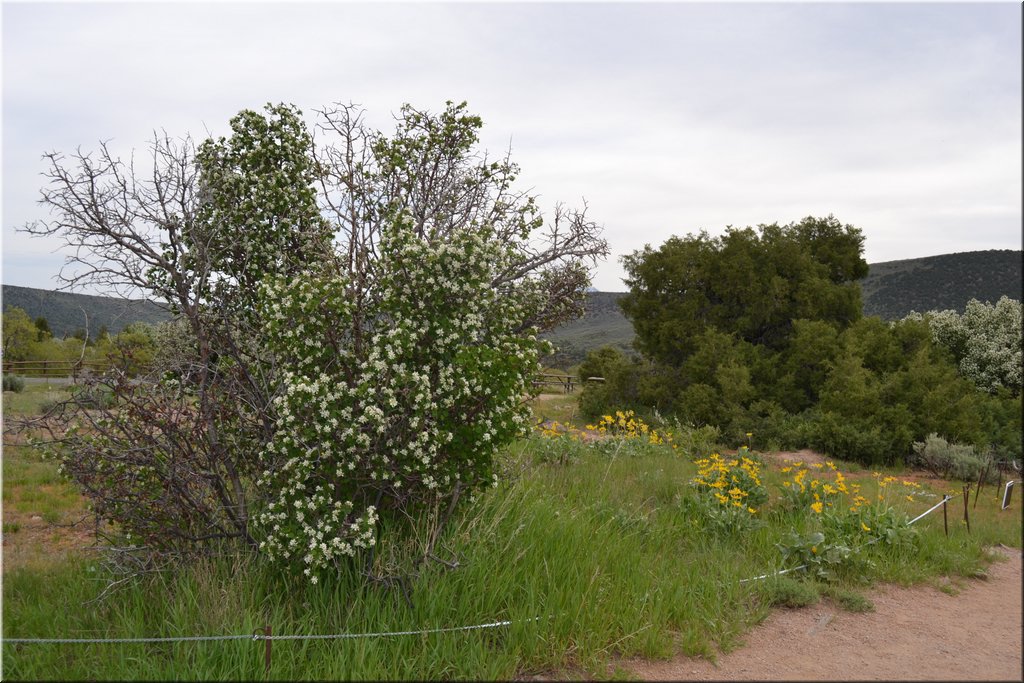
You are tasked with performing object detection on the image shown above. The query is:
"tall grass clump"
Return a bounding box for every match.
[4,418,1021,680]
[3,446,768,679]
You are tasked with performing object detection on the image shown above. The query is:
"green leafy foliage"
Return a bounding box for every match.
[686,452,768,538]
[776,530,855,581]
[2,306,37,361]
[619,215,866,366]
[581,217,1016,468]
[254,224,546,576]
[33,316,52,341]
[191,103,334,315]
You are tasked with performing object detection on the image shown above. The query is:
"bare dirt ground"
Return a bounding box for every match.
[625,544,1023,681]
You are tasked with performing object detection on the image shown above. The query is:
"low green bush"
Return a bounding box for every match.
[667,421,721,460]
[3,374,26,393]
[911,433,998,483]
[809,410,911,467]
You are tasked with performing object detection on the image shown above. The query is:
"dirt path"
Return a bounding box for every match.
[626,545,1023,681]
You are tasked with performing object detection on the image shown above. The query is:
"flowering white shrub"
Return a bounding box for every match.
[907,296,1022,395]
[29,100,607,578]
[254,223,553,575]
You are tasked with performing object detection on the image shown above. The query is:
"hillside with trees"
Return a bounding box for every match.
[542,292,636,367]
[3,251,1018,359]
[860,249,1022,320]
[2,285,169,339]
[543,248,1021,366]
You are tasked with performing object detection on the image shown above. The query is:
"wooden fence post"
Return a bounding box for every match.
[962,485,971,534]
[974,461,989,509]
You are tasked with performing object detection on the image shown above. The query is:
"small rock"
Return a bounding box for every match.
[30,515,43,522]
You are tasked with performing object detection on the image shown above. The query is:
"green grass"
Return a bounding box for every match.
[2,446,82,523]
[531,392,585,428]
[3,402,1021,680]
[2,382,72,416]
[819,584,874,612]
[757,576,820,608]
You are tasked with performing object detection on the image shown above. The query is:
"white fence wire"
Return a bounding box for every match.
[0,490,986,648]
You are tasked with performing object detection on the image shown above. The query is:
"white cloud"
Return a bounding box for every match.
[2,1,1020,294]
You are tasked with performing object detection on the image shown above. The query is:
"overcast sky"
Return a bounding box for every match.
[2,1,1021,294]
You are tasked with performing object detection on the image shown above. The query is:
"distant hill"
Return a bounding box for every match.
[542,292,637,368]
[3,249,1019,356]
[543,249,1022,369]
[2,285,171,339]
[859,249,1021,320]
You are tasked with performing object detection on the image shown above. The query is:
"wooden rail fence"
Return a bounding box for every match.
[2,360,111,379]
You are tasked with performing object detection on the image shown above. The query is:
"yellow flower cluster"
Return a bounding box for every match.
[536,420,585,441]
[585,410,675,447]
[872,472,924,505]
[780,460,926,524]
[690,453,764,514]
[780,458,856,514]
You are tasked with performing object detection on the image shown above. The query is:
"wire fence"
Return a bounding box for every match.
[739,492,957,584]
[3,484,1015,676]
[3,617,542,645]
